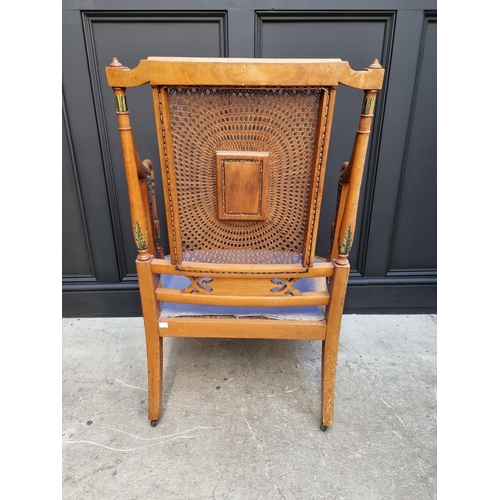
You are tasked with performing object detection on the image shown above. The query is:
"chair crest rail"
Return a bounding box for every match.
[106,57,384,90]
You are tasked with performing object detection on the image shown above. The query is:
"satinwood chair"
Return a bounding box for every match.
[106,56,384,430]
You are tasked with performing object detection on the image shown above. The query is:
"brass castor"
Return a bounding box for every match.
[151,420,158,427]
[320,424,328,432]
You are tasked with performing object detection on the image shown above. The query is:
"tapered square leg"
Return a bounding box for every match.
[136,257,163,424]
[322,262,350,429]
[145,332,163,422]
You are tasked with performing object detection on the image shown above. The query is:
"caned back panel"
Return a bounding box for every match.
[153,85,334,269]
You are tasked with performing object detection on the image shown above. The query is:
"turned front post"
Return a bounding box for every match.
[110,60,151,262]
[332,61,382,266]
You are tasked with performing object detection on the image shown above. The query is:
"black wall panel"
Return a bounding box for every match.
[388,15,437,274]
[62,97,95,280]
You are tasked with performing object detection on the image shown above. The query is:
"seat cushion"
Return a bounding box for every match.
[160,273,327,321]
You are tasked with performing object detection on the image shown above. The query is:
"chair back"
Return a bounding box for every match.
[106,57,384,273]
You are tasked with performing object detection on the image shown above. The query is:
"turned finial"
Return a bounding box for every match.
[109,57,124,68]
[368,59,383,70]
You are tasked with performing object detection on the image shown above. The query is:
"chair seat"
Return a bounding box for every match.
[160,273,327,321]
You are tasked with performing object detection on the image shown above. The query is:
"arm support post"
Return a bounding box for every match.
[331,89,379,266]
[113,87,151,261]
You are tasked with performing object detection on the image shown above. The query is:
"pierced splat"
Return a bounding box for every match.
[271,278,302,296]
[182,276,213,294]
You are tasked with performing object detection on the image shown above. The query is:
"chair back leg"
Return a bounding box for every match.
[137,258,163,423]
[322,262,350,427]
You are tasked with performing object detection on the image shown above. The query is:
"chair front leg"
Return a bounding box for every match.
[145,326,163,425]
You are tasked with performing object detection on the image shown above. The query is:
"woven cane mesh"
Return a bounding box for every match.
[164,87,324,266]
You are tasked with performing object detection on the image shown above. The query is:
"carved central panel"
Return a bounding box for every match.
[216,151,269,220]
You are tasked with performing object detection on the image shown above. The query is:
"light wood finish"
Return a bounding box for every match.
[177,261,332,276]
[216,151,269,220]
[180,276,305,296]
[303,87,336,267]
[322,262,350,427]
[334,90,379,267]
[156,287,330,307]
[106,57,384,90]
[152,258,335,278]
[158,318,326,340]
[106,56,384,429]
[112,88,151,261]
[151,86,183,264]
[136,257,163,422]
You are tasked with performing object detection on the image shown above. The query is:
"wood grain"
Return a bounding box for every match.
[136,257,163,422]
[156,287,329,307]
[106,57,384,90]
[216,151,269,220]
[158,317,326,340]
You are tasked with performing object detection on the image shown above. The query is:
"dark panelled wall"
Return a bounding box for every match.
[62,1,437,316]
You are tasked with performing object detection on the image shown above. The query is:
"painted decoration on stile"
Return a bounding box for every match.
[338,225,353,255]
[115,94,128,112]
[133,220,148,251]
[361,96,373,115]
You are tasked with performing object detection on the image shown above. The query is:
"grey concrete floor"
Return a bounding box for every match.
[62,314,436,500]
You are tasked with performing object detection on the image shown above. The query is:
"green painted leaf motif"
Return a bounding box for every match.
[133,220,148,250]
[362,96,373,115]
[115,94,128,112]
[338,224,352,255]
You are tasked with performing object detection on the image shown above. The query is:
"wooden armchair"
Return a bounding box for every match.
[106,57,384,430]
